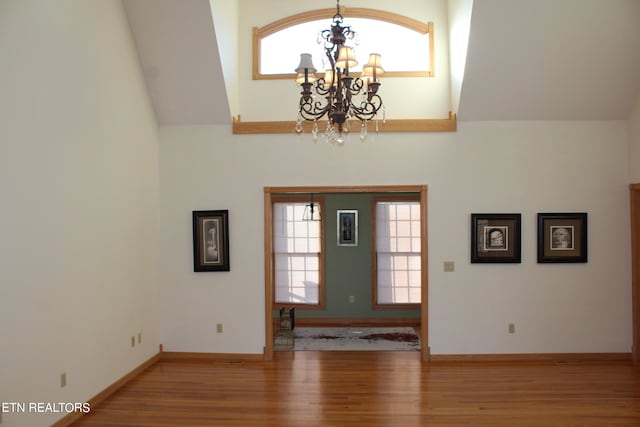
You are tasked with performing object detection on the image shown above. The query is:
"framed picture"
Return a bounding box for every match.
[192,210,230,272]
[471,213,522,263]
[337,210,358,246]
[537,212,587,263]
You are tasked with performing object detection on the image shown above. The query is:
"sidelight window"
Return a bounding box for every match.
[273,200,324,307]
[374,199,421,307]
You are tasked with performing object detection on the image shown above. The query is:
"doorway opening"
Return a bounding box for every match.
[264,185,429,361]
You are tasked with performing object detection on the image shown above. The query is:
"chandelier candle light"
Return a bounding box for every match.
[294,0,384,145]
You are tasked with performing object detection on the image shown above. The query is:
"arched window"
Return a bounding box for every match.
[253,7,434,80]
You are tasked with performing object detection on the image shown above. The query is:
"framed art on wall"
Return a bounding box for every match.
[537,212,587,263]
[337,210,358,246]
[192,210,230,271]
[471,213,522,263]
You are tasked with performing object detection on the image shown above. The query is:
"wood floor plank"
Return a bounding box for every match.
[72,352,640,426]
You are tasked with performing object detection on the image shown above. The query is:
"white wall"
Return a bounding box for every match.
[159,120,632,355]
[629,92,640,181]
[0,1,160,426]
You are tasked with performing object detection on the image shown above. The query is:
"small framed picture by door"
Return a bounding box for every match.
[337,210,358,246]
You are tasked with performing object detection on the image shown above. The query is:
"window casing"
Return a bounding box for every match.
[253,8,434,80]
[272,199,325,308]
[373,198,421,308]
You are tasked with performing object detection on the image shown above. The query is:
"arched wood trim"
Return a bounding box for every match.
[257,7,430,38]
[253,8,434,80]
[263,185,429,362]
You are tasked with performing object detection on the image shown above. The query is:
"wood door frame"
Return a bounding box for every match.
[264,185,430,362]
[629,184,640,363]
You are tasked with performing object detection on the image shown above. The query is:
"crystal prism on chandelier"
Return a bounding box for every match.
[294,0,384,145]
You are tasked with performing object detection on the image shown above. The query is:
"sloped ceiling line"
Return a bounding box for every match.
[124,0,640,125]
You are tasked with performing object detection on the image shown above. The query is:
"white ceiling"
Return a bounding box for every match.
[459,0,640,121]
[123,0,231,125]
[123,0,640,125]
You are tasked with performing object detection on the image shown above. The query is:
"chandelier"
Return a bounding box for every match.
[294,0,384,145]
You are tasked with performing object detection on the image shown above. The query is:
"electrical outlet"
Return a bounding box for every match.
[138,333,142,344]
[508,323,515,334]
[444,261,454,272]
[216,323,223,333]
[60,372,67,388]
[131,336,135,347]
[348,295,355,304]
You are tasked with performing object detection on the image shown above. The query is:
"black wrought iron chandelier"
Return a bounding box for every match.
[294,0,384,145]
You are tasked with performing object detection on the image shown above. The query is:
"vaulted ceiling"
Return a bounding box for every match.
[123,0,640,126]
[460,0,640,121]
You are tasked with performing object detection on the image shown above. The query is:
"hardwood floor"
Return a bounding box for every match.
[73,352,640,426]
